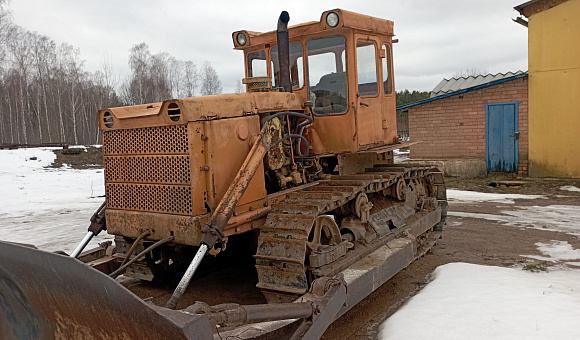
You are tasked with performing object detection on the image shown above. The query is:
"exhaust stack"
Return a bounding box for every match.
[277,11,291,93]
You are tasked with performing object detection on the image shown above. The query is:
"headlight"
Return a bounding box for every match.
[326,12,339,27]
[237,32,247,46]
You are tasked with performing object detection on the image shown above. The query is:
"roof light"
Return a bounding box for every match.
[237,32,247,46]
[326,12,339,27]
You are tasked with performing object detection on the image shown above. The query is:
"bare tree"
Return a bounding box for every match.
[0,1,214,145]
[126,42,151,105]
[0,10,121,145]
[0,0,14,68]
[9,26,33,143]
[200,61,222,96]
[100,54,119,96]
[182,61,198,97]
[235,79,244,93]
[149,51,171,102]
[32,32,56,142]
[454,68,488,78]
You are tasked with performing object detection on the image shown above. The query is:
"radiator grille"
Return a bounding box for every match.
[106,183,193,215]
[103,124,193,215]
[104,155,191,185]
[103,125,188,155]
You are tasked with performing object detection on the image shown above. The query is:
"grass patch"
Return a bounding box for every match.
[49,146,103,169]
[61,147,83,155]
[522,263,548,272]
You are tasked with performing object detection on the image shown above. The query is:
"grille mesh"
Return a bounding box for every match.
[103,124,193,215]
[103,125,188,155]
[106,183,193,215]
[104,155,191,185]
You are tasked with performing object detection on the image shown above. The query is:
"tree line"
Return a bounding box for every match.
[0,1,222,145]
[395,89,431,107]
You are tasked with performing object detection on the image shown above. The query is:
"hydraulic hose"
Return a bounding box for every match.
[109,235,174,279]
[119,230,151,267]
[262,111,314,157]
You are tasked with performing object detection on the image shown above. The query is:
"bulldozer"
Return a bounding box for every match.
[0,9,447,340]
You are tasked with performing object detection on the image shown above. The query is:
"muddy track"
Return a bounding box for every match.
[255,164,446,301]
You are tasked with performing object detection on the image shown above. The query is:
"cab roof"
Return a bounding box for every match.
[233,9,394,50]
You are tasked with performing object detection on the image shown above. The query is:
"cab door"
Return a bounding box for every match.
[354,35,384,147]
[380,42,397,144]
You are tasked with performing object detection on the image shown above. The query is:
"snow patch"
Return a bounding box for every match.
[449,205,580,236]
[447,221,463,227]
[447,189,545,204]
[0,148,57,173]
[522,240,580,263]
[393,149,409,155]
[560,185,580,192]
[379,263,580,340]
[0,148,110,253]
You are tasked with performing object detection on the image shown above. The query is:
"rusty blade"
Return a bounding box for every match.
[0,241,213,340]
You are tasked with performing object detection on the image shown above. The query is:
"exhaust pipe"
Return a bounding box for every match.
[277,11,291,93]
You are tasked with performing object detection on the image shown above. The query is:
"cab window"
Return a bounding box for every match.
[382,44,393,94]
[308,36,347,115]
[356,41,378,96]
[247,50,268,77]
[271,42,304,89]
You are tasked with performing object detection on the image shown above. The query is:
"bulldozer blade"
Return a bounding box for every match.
[0,240,213,340]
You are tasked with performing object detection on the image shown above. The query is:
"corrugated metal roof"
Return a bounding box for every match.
[430,71,526,98]
[397,71,528,111]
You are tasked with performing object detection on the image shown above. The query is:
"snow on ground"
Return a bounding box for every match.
[393,148,410,163]
[380,263,580,340]
[383,190,580,338]
[447,189,580,235]
[449,205,580,236]
[4,148,580,339]
[522,240,580,264]
[447,189,545,204]
[0,148,110,253]
[560,185,580,192]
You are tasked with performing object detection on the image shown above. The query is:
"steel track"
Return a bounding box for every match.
[255,164,447,300]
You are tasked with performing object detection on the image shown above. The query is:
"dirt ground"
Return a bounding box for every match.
[49,146,103,169]
[119,177,580,339]
[322,178,580,339]
[51,149,580,338]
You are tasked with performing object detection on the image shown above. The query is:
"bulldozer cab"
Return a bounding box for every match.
[233,9,398,152]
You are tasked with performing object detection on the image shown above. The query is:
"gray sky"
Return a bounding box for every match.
[11,0,528,94]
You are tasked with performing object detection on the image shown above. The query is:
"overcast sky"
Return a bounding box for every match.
[10,0,528,94]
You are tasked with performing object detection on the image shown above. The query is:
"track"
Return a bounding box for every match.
[255,164,447,301]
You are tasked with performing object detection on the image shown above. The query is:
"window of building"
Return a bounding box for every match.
[356,41,378,96]
[308,36,347,115]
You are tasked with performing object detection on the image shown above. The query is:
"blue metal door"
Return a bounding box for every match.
[485,102,519,173]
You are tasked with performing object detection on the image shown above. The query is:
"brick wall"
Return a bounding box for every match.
[408,76,528,175]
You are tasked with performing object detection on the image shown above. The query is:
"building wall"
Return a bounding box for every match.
[527,0,580,178]
[408,77,529,175]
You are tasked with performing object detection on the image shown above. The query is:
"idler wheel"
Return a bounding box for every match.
[396,178,407,201]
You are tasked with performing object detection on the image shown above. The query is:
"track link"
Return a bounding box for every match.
[255,164,447,301]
